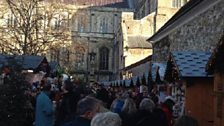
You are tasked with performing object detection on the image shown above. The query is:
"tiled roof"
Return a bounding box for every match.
[171,51,212,77]
[49,61,60,72]
[127,36,152,48]
[55,0,130,8]
[0,55,47,70]
[103,0,129,8]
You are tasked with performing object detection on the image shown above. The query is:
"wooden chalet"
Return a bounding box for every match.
[0,55,50,84]
[165,51,214,126]
[0,55,49,73]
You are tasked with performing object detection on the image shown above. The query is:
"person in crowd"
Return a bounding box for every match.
[91,112,122,126]
[123,98,165,126]
[96,84,109,107]
[161,96,176,126]
[121,97,137,115]
[35,82,55,126]
[110,92,125,114]
[174,115,198,126]
[63,96,101,126]
[120,97,137,126]
[150,93,159,106]
[139,98,155,112]
[107,86,116,109]
[55,79,80,126]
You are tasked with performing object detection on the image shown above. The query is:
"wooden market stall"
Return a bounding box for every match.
[165,51,214,126]
[0,55,50,84]
[206,34,224,126]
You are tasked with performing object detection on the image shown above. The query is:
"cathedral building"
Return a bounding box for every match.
[0,0,188,84]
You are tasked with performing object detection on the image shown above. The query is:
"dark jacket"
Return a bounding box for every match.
[62,116,91,126]
[122,109,166,126]
[56,91,80,125]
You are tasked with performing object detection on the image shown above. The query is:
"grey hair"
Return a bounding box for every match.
[139,98,155,112]
[76,96,100,115]
[91,112,122,126]
[121,98,137,114]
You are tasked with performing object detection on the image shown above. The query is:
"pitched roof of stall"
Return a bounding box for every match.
[127,36,152,48]
[49,61,60,72]
[147,0,220,43]
[171,51,211,77]
[0,55,47,70]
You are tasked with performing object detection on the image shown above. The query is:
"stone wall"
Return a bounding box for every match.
[153,36,170,62]
[153,0,224,62]
[69,7,129,82]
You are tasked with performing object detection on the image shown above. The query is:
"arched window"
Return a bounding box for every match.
[99,47,109,70]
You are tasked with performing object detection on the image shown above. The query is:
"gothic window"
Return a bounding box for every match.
[99,47,109,70]
[100,17,108,33]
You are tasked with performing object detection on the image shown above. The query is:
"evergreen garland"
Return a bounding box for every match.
[147,71,154,92]
[141,74,146,86]
[136,77,141,87]
[130,79,134,88]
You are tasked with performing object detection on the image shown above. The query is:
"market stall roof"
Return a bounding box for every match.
[171,51,212,78]
[0,55,47,70]
[206,34,224,74]
[49,61,60,72]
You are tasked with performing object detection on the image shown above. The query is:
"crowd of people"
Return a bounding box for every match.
[29,76,198,126]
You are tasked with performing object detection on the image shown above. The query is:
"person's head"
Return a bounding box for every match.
[62,79,73,92]
[164,96,175,112]
[174,115,198,126]
[91,112,122,126]
[76,96,101,120]
[139,98,155,112]
[42,80,51,92]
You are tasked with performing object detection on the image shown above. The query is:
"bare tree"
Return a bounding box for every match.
[0,0,72,55]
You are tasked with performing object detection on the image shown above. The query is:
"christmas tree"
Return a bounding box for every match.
[0,56,32,126]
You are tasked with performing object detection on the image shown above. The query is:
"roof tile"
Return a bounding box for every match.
[172,51,212,77]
